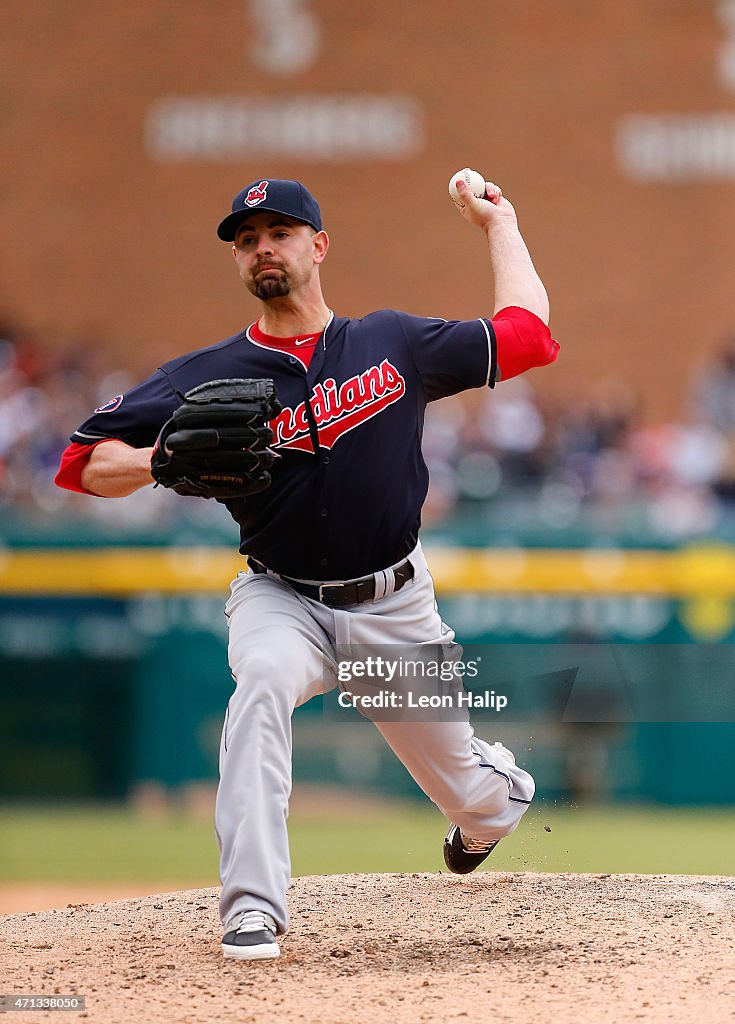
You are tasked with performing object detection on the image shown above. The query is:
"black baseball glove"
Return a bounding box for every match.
[151,378,282,498]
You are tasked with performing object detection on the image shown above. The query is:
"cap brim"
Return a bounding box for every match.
[217,209,258,241]
[217,206,319,241]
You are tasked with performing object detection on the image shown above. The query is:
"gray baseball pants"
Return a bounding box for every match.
[215,542,535,933]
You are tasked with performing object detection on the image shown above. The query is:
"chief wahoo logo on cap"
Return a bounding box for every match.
[245,181,269,207]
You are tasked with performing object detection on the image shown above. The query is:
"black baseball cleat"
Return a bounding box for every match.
[443,740,516,874]
[443,824,501,874]
[221,910,280,960]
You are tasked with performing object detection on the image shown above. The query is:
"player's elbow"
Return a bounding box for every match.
[493,306,559,382]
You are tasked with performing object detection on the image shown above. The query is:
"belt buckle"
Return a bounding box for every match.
[318,582,344,604]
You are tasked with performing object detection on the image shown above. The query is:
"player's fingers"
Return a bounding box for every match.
[453,178,483,215]
[453,178,475,201]
[454,178,503,215]
[454,179,504,227]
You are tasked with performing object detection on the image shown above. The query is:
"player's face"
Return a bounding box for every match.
[232,214,325,301]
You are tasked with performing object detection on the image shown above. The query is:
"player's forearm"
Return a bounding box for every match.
[81,440,155,497]
[486,222,550,325]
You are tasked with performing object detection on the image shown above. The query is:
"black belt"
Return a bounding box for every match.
[247,557,414,608]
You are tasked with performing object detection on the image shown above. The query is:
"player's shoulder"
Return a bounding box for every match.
[337,310,491,342]
[159,329,250,375]
[346,308,425,323]
[336,309,442,335]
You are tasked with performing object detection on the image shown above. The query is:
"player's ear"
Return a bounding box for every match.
[312,230,329,264]
[231,245,238,261]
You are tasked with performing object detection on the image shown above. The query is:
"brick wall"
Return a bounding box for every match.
[2,1,735,416]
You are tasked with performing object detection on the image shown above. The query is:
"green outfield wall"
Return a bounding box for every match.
[1,543,734,804]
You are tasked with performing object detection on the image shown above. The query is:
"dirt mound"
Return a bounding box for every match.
[2,873,733,1023]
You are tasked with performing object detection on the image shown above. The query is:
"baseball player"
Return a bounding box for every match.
[55,175,559,961]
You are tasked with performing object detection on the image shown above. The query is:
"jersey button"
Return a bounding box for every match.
[289,357,298,364]
[320,558,328,567]
[322,456,330,465]
[320,509,328,517]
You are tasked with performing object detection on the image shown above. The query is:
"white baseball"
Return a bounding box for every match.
[448,167,487,206]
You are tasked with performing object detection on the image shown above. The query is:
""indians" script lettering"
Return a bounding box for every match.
[272,359,406,452]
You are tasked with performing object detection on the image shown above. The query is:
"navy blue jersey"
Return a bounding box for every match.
[70,310,496,579]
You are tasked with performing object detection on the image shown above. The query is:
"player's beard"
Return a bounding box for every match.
[251,268,290,300]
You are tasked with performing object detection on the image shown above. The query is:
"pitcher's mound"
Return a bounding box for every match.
[2,872,733,1023]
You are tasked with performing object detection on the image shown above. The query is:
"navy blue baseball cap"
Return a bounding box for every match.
[217,178,323,240]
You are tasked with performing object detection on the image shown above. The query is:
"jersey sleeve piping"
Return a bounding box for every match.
[70,368,181,448]
[71,428,123,443]
[478,317,498,389]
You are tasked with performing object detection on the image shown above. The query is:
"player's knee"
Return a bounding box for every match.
[229,647,309,706]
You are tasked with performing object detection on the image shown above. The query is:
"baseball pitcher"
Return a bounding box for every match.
[56,175,559,960]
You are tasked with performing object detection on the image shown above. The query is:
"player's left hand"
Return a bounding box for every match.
[150,378,283,499]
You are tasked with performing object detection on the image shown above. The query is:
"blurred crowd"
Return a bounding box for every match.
[422,334,735,538]
[3,315,735,540]
[0,317,175,530]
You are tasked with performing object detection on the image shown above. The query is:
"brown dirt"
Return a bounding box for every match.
[1,873,733,1024]
[0,886,173,916]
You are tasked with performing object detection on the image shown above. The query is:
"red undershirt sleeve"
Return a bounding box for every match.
[54,439,117,496]
[491,306,560,382]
